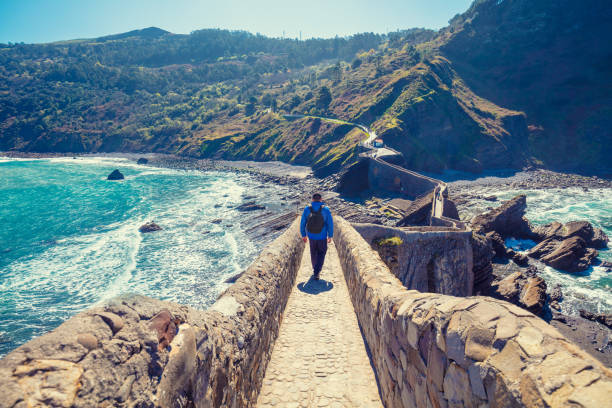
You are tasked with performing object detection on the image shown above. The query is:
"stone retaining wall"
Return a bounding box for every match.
[368,157,439,199]
[335,216,612,408]
[0,217,305,408]
[353,223,473,297]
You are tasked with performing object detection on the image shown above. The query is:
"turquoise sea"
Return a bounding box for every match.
[0,157,294,357]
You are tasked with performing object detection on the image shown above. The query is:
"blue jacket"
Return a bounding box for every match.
[300,201,333,240]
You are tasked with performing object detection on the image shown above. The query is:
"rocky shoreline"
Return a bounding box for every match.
[3,152,610,365]
[448,173,612,367]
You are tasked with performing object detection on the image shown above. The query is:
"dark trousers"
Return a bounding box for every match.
[309,239,328,277]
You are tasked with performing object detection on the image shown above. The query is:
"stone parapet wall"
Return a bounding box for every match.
[353,223,474,297]
[0,217,305,408]
[335,217,612,408]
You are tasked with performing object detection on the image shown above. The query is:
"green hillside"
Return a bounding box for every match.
[1,0,610,175]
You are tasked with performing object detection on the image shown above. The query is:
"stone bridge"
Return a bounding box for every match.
[1,217,610,407]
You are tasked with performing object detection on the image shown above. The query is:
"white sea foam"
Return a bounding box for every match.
[1,157,295,356]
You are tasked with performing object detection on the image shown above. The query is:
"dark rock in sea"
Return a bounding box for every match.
[506,249,529,266]
[550,284,563,302]
[214,204,222,208]
[599,260,612,269]
[224,271,244,284]
[470,195,532,239]
[236,201,266,212]
[529,235,598,273]
[579,310,612,329]
[210,219,223,224]
[396,191,434,226]
[472,196,606,273]
[531,220,609,249]
[138,221,162,233]
[244,211,296,241]
[136,157,149,165]
[483,195,497,202]
[107,169,124,180]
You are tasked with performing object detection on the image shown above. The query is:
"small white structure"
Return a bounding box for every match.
[373,138,384,148]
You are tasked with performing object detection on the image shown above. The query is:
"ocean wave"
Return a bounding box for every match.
[0,159,291,356]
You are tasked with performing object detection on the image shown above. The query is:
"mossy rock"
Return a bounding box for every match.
[375,236,403,246]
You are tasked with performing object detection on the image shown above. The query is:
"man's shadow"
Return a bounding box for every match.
[298,277,334,295]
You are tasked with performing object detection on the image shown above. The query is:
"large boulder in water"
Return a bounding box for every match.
[137,158,149,165]
[236,201,265,212]
[529,235,598,273]
[139,221,162,233]
[107,169,124,180]
[470,195,532,238]
[531,220,608,249]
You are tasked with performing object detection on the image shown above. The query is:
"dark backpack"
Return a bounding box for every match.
[306,205,325,234]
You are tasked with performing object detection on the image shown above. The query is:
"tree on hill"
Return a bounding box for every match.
[316,86,332,111]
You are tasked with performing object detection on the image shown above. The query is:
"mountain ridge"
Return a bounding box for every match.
[0,0,609,175]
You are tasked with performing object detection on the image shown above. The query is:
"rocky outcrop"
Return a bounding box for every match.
[470,194,531,238]
[529,235,598,273]
[473,196,607,273]
[243,211,297,241]
[235,201,266,212]
[491,269,547,316]
[532,220,609,248]
[579,310,612,329]
[138,221,162,233]
[106,169,124,180]
[396,191,434,226]
[0,295,195,408]
[136,157,148,165]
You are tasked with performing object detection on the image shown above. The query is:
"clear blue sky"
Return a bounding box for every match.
[0,0,473,44]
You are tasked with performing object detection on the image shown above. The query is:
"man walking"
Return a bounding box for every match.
[300,193,334,280]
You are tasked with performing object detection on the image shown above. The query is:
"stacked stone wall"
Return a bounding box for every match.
[353,223,473,297]
[368,157,438,199]
[0,217,305,408]
[334,217,612,408]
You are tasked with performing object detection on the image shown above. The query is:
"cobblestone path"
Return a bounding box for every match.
[257,242,383,408]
